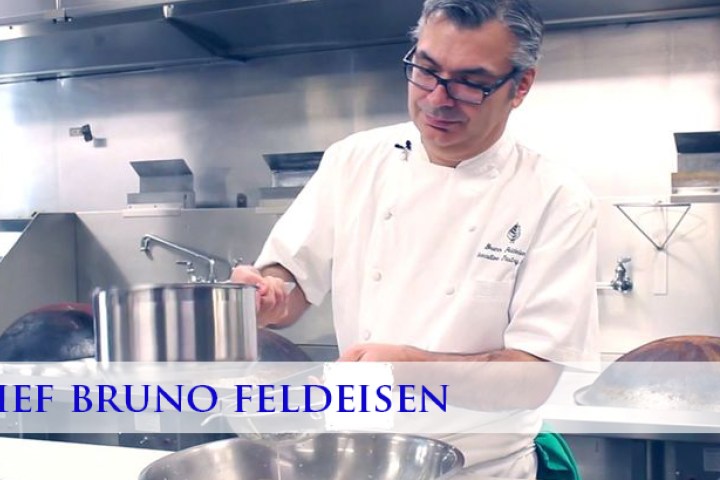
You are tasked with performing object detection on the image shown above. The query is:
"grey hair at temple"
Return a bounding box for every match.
[410,0,545,72]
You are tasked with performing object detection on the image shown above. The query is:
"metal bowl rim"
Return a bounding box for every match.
[139,432,465,479]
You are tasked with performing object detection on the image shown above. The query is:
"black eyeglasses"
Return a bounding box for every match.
[403,46,518,105]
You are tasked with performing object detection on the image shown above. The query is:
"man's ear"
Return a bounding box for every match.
[512,68,536,108]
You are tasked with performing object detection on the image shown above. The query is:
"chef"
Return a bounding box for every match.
[232,0,598,477]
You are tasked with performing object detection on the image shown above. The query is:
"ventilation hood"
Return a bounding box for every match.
[0,0,719,84]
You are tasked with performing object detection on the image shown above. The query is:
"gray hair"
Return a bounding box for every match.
[410,0,544,72]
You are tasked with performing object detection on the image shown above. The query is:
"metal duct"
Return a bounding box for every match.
[0,0,719,84]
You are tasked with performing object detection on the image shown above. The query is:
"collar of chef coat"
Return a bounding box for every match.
[409,126,515,179]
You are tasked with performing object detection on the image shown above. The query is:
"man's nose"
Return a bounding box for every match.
[425,82,456,107]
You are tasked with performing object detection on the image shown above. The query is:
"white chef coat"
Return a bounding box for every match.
[255,121,599,474]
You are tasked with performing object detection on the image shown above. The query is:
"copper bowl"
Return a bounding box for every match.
[575,336,720,411]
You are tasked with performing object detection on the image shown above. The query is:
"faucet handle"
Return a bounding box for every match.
[176,260,203,283]
[610,256,633,294]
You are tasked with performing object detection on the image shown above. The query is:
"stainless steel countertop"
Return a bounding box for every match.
[0,437,169,480]
[540,371,720,441]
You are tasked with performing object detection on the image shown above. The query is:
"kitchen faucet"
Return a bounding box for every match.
[610,257,633,294]
[140,234,218,283]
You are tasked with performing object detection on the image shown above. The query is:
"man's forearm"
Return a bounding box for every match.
[394,348,563,410]
[405,348,545,363]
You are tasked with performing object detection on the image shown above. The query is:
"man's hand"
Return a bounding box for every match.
[230,265,290,327]
[338,343,431,362]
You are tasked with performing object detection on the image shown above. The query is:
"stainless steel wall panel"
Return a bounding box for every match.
[0,0,55,25]
[0,44,408,216]
[0,82,59,213]
[0,213,78,334]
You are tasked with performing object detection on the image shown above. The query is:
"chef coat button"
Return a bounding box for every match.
[445,287,455,295]
[372,271,382,281]
[362,330,371,341]
[383,211,393,220]
[468,226,476,233]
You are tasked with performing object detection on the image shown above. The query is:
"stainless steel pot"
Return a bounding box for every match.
[138,433,464,480]
[93,283,257,362]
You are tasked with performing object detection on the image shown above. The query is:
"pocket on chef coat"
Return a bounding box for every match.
[469,280,513,324]
[428,280,514,353]
[471,280,514,299]
[468,280,514,339]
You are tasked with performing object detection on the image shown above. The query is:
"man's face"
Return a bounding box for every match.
[408,16,535,166]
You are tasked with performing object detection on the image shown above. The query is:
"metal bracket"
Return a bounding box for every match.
[44,8,72,24]
[162,8,247,63]
[615,202,691,251]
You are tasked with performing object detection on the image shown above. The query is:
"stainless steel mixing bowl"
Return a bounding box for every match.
[138,433,464,480]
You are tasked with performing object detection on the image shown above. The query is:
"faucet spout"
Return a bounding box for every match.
[140,235,152,255]
[140,234,218,283]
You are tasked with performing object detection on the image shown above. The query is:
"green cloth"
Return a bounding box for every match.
[534,429,581,480]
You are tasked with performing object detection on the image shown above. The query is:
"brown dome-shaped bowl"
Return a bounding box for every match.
[613,335,720,362]
[575,336,720,411]
[0,304,95,361]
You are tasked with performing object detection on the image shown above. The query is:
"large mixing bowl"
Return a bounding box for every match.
[138,433,464,480]
[93,283,257,362]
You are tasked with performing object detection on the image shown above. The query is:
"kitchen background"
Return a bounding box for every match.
[0,1,719,356]
[0,2,719,479]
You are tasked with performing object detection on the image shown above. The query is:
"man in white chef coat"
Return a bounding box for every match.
[233,0,598,477]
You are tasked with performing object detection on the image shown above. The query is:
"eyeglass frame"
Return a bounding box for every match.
[402,45,520,105]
